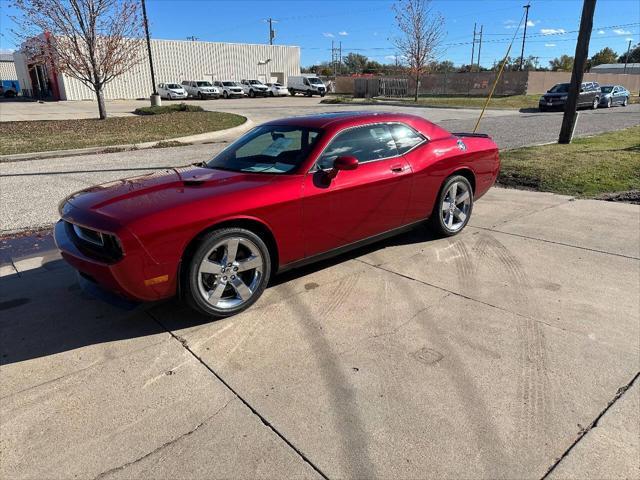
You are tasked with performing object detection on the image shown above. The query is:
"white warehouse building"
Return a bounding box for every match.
[13,38,301,101]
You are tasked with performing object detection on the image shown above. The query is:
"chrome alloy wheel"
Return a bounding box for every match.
[197,237,264,310]
[441,181,471,232]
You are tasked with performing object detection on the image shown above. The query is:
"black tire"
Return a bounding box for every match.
[249,89,255,98]
[429,175,474,237]
[197,92,203,100]
[223,91,228,99]
[320,92,326,97]
[606,97,612,108]
[591,97,598,109]
[184,228,271,318]
[290,89,296,96]
[622,97,628,107]
[269,91,274,97]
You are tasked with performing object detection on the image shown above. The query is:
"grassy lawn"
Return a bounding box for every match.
[322,93,639,110]
[499,126,640,198]
[1,111,246,155]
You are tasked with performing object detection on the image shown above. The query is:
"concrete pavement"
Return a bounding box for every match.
[1,187,638,479]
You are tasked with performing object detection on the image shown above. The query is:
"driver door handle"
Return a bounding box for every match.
[390,165,405,173]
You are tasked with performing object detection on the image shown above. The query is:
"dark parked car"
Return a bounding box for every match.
[539,81,601,111]
[599,84,630,108]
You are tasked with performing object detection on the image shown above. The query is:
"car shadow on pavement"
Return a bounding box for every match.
[0,225,439,367]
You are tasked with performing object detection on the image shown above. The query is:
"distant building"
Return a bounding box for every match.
[0,53,20,93]
[590,63,640,74]
[13,38,301,100]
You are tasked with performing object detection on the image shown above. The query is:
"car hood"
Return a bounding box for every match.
[64,166,279,225]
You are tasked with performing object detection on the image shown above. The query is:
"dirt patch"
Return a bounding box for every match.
[595,190,640,204]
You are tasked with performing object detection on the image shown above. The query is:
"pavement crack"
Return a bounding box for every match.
[145,310,330,480]
[540,371,640,480]
[469,225,640,260]
[93,398,235,480]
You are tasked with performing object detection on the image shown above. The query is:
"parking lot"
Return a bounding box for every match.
[1,97,639,479]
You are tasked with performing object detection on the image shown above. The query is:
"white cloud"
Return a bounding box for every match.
[338,31,348,36]
[626,37,634,42]
[598,30,606,34]
[545,43,556,47]
[384,55,397,61]
[322,32,334,38]
[613,29,631,35]
[0,48,15,54]
[526,20,537,27]
[540,28,566,35]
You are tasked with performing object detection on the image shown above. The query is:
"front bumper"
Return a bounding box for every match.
[54,219,177,302]
[539,98,566,109]
[169,92,188,99]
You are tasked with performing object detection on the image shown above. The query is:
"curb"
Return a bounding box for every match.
[0,117,253,163]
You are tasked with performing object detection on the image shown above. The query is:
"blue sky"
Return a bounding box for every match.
[1,0,638,68]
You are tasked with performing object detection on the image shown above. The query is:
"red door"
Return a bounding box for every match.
[301,124,412,257]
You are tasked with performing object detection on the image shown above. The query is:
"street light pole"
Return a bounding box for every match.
[141,0,159,105]
[623,39,632,74]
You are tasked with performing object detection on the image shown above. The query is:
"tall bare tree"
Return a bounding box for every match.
[12,0,143,119]
[393,0,444,101]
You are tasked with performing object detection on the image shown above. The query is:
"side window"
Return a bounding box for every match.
[389,123,425,154]
[317,125,398,169]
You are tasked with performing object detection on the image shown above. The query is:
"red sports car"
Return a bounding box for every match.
[55,112,499,317]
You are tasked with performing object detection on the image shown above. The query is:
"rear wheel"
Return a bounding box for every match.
[591,97,598,109]
[185,228,271,318]
[429,175,473,237]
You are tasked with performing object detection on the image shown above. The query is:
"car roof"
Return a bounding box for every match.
[263,111,451,139]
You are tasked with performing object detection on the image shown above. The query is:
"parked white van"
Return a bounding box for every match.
[287,75,327,97]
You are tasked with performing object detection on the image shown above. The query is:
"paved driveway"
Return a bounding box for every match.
[1,187,638,479]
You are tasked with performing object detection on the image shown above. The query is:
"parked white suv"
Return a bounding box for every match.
[287,75,326,97]
[240,79,269,97]
[157,83,188,100]
[181,80,220,99]
[213,81,245,99]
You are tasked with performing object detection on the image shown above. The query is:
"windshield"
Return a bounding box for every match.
[167,84,181,89]
[249,80,262,85]
[549,83,570,93]
[308,77,323,85]
[600,86,614,93]
[207,125,322,174]
[197,81,212,87]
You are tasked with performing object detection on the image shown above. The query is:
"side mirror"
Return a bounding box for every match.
[326,156,358,179]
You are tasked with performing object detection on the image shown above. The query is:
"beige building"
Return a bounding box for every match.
[14,38,300,100]
[0,53,19,90]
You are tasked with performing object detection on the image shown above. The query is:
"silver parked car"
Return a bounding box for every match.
[181,80,220,99]
[599,85,630,108]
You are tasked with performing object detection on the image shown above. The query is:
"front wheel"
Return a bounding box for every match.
[591,97,598,109]
[223,91,228,99]
[622,97,628,107]
[606,98,612,108]
[429,175,473,237]
[185,228,271,318]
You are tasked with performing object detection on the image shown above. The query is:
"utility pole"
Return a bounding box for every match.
[477,25,483,70]
[339,41,342,76]
[141,0,158,102]
[519,3,531,70]
[623,39,632,73]
[471,23,476,69]
[265,18,277,45]
[559,0,596,144]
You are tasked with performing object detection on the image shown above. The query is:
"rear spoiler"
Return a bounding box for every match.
[452,132,490,138]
